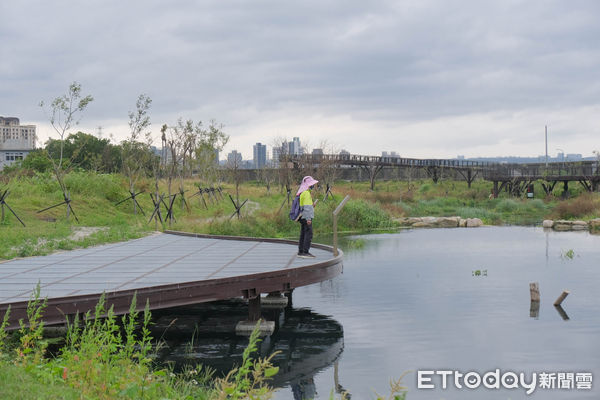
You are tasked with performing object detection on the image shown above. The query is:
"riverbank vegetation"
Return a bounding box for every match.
[0,287,407,399]
[1,170,600,260]
[0,289,279,399]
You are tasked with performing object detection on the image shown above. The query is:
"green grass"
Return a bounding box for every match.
[1,171,599,260]
[339,180,559,225]
[0,171,152,259]
[0,362,82,399]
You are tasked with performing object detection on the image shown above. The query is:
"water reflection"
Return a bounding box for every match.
[530,300,540,319]
[151,301,345,399]
[554,304,570,321]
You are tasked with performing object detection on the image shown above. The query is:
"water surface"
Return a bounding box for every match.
[163,227,600,399]
[284,227,600,399]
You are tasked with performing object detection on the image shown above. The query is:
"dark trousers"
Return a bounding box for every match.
[298,218,313,254]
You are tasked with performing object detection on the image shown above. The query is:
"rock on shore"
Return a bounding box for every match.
[396,217,600,232]
[543,219,600,232]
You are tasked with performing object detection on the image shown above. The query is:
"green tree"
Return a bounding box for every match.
[46,132,118,172]
[20,150,53,173]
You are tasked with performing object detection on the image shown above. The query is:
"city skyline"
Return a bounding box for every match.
[3,2,600,160]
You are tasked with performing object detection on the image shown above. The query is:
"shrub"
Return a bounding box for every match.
[21,150,53,173]
[338,200,394,230]
[495,199,519,213]
[554,194,599,219]
[457,207,499,222]
[528,199,547,211]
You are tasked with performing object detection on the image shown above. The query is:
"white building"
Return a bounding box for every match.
[0,117,37,169]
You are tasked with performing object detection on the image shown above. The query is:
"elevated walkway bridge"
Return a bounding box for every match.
[286,154,600,196]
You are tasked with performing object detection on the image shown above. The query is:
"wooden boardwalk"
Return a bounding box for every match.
[0,231,343,329]
[287,153,600,194]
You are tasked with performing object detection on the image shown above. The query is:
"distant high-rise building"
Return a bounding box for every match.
[289,137,303,155]
[253,142,267,168]
[272,147,282,166]
[312,148,323,155]
[382,151,399,158]
[0,117,37,170]
[339,149,350,155]
[227,150,243,166]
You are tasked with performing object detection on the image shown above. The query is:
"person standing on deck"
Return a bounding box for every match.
[297,176,318,258]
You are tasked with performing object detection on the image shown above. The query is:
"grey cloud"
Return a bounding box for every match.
[2,0,600,155]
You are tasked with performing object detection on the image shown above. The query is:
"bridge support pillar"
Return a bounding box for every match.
[284,289,294,308]
[562,181,570,199]
[492,181,499,198]
[262,291,288,308]
[593,180,599,192]
[248,295,261,321]
[236,292,275,336]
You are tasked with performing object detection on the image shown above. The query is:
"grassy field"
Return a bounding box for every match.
[1,171,600,260]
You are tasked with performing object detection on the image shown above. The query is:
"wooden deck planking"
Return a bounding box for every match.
[0,232,343,328]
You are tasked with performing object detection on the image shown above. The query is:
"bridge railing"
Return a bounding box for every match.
[283,154,599,180]
[482,161,599,180]
[285,154,495,168]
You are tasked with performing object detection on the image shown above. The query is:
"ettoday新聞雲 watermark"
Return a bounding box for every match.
[417,369,593,395]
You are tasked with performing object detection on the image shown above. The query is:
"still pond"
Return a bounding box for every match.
[157,227,600,399]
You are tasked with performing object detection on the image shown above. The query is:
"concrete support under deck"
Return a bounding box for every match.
[235,294,276,336]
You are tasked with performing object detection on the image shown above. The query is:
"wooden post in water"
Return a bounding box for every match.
[529,282,540,318]
[553,290,570,306]
[333,195,350,257]
[530,282,540,302]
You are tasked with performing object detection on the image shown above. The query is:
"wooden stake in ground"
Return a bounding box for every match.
[553,290,570,306]
[0,189,26,227]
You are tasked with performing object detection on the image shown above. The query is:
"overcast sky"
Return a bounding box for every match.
[2,1,600,160]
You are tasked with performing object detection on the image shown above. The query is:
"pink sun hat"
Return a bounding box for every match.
[296,176,319,196]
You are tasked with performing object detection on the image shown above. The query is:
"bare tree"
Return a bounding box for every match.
[315,140,341,200]
[257,165,277,194]
[163,119,193,223]
[194,120,229,185]
[40,82,94,170]
[120,94,152,215]
[226,151,246,219]
[272,136,294,202]
[38,82,94,220]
